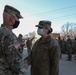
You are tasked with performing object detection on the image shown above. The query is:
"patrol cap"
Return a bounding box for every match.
[35,20,51,29]
[35,20,53,33]
[4,5,23,18]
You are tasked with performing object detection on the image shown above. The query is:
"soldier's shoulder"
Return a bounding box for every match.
[0,27,5,34]
[50,38,59,46]
[0,27,10,36]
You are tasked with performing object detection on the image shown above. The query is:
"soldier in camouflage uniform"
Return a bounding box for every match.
[25,20,60,75]
[66,35,72,61]
[0,5,26,75]
[74,37,76,60]
[17,34,27,75]
[62,38,67,54]
[26,37,34,54]
[57,36,62,59]
[18,34,25,53]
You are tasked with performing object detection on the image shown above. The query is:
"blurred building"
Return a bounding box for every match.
[51,33,60,39]
[23,33,60,48]
[35,33,60,40]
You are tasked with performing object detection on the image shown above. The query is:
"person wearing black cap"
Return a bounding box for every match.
[0,5,26,75]
[25,20,60,75]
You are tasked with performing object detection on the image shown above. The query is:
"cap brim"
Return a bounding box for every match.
[19,15,23,19]
[35,25,43,27]
[17,14,23,19]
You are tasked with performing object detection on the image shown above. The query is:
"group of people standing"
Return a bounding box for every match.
[0,5,60,75]
[58,35,76,61]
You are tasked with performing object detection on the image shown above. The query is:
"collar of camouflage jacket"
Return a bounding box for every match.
[1,24,12,31]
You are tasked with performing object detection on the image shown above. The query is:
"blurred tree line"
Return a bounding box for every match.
[60,22,76,39]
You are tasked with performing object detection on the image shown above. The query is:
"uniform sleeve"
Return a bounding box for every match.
[25,51,32,65]
[50,41,60,75]
[25,41,37,65]
[0,31,3,54]
[3,34,21,72]
[25,44,34,65]
[3,35,13,62]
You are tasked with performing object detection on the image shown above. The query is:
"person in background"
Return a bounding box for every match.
[58,36,62,59]
[26,37,34,54]
[74,37,76,60]
[18,34,27,75]
[18,34,25,53]
[25,20,60,75]
[66,35,72,61]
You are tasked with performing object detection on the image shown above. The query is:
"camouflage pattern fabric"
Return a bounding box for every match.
[0,24,24,75]
[66,38,72,60]
[26,39,32,54]
[4,5,23,18]
[57,37,63,58]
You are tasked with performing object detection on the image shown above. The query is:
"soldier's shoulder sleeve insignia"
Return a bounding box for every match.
[13,43,20,50]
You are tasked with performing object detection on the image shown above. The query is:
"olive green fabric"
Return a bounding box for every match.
[26,35,60,75]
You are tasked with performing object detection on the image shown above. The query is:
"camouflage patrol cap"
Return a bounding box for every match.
[4,5,23,18]
[35,20,51,29]
[35,20,53,33]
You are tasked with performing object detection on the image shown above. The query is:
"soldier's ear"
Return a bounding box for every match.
[10,16,14,22]
[10,16,15,24]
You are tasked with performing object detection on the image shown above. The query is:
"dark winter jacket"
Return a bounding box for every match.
[25,35,60,75]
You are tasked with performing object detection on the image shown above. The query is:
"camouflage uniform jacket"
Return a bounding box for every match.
[0,24,23,75]
[66,38,72,50]
[26,35,60,75]
[26,39,32,49]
